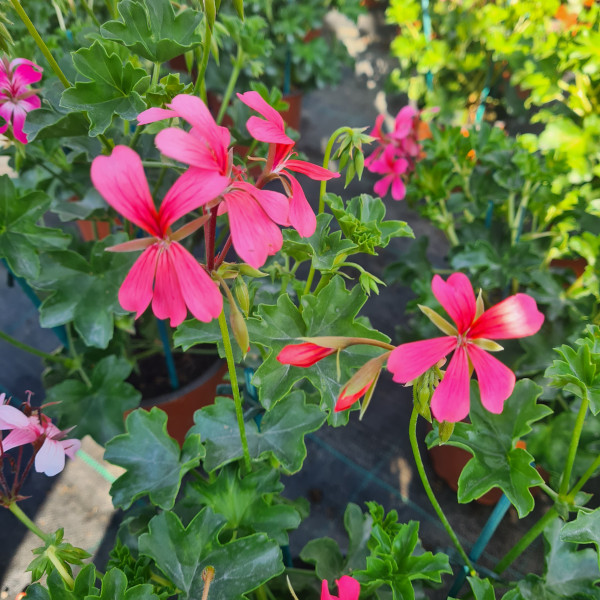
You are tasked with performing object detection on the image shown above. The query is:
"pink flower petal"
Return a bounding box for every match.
[20,95,41,112]
[321,580,334,600]
[392,105,418,139]
[431,273,476,334]
[335,381,370,411]
[151,247,188,327]
[225,189,283,268]
[91,146,162,237]
[239,183,289,226]
[469,293,545,340]
[284,159,340,181]
[390,176,406,200]
[11,105,28,144]
[238,91,293,144]
[169,242,223,323]
[468,344,515,414]
[373,175,392,198]
[159,167,229,228]
[11,59,43,87]
[388,336,456,383]
[0,404,30,429]
[35,438,65,477]
[286,174,316,237]
[61,438,81,459]
[155,128,220,171]
[335,576,360,600]
[430,346,471,423]
[1,427,38,452]
[137,106,177,124]
[119,244,158,318]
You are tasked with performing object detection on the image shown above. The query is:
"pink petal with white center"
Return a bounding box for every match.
[91,146,161,237]
[388,336,456,383]
[61,438,81,459]
[10,59,43,87]
[0,404,30,429]
[35,438,65,476]
[168,94,227,153]
[0,102,14,134]
[1,427,38,451]
[159,167,229,229]
[238,182,289,225]
[431,273,476,334]
[284,159,340,181]
[11,105,28,144]
[237,91,293,144]
[287,174,316,237]
[467,344,515,414]
[169,242,222,322]
[225,189,283,268]
[390,176,406,200]
[430,346,471,423]
[137,106,177,124]
[152,247,188,326]
[155,127,219,171]
[118,244,158,318]
[20,95,41,112]
[335,576,361,600]
[469,293,545,340]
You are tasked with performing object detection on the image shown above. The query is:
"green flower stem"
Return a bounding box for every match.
[46,545,75,589]
[0,329,73,367]
[8,502,51,543]
[152,62,161,86]
[493,508,557,574]
[79,0,100,26]
[194,16,213,102]
[9,0,71,88]
[569,453,600,498]
[216,46,243,125]
[559,390,589,497]
[66,323,92,389]
[217,310,252,474]
[408,407,475,574]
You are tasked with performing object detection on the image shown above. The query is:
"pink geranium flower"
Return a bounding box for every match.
[0,400,80,477]
[138,94,290,268]
[237,91,340,237]
[368,145,409,201]
[387,273,545,422]
[321,576,360,600]
[91,145,223,326]
[0,56,43,144]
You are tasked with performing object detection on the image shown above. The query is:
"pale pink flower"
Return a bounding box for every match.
[237,91,340,237]
[91,145,223,326]
[321,576,360,600]
[387,273,545,422]
[0,56,43,144]
[138,95,291,268]
[0,399,80,477]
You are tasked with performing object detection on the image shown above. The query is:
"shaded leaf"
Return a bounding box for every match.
[561,508,600,570]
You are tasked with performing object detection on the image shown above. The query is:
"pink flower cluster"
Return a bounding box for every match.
[91,92,339,327]
[0,394,80,477]
[0,56,42,144]
[365,106,428,201]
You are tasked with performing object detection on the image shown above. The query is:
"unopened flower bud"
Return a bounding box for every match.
[335,352,390,412]
[234,276,250,316]
[229,303,249,357]
[437,420,455,444]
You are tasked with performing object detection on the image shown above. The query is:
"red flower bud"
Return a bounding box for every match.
[277,343,336,367]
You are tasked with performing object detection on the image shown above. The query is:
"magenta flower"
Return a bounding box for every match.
[321,576,360,600]
[387,273,545,422]
[0,400,80,477]
[91,145,223,326]
[368,144,409,200]
[138,94,291,268]
[237,91,340,237]
[0,56,43,144]
[277,342,337,367]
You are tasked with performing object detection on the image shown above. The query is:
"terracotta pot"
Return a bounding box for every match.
[141,359,228,446]
[550,257,587,279]
[76,219,111,242]
[279,90,303,131]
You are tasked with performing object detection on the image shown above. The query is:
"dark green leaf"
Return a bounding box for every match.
[85,568,159,600]
[427,380,552,517]
[105,407,204,510]
[101,0,203,62]
[26,565,98,600]
[561,508,600,570]
[60,41,150,136]
[468,577,497,600]
[46,356,141,446]
[138,508,283,600]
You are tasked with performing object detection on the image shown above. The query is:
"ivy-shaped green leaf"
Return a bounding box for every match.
[427,380,552,518]
[561,508,600,570]
[180,465,301,545]
[86,568,159,600]
[25,565,98,600]
[247,276,389,425]
[467,577,497,600]
[190,391,325,472]
[545,325,600,415]
[105,407,204,510]
[32,234,135,349]
[325,193,413,255]
[101,0,203,62]
[138,508,284,600]
[46,355,141,446]
[300,503,372,581]
[0,176,70,279]
[60,41,150,136]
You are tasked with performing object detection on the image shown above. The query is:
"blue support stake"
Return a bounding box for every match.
[421,0,434,92]
[156,318,179,390]
[283,48,292,95]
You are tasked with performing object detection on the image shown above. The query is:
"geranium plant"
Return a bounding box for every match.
[1,1,600,599]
